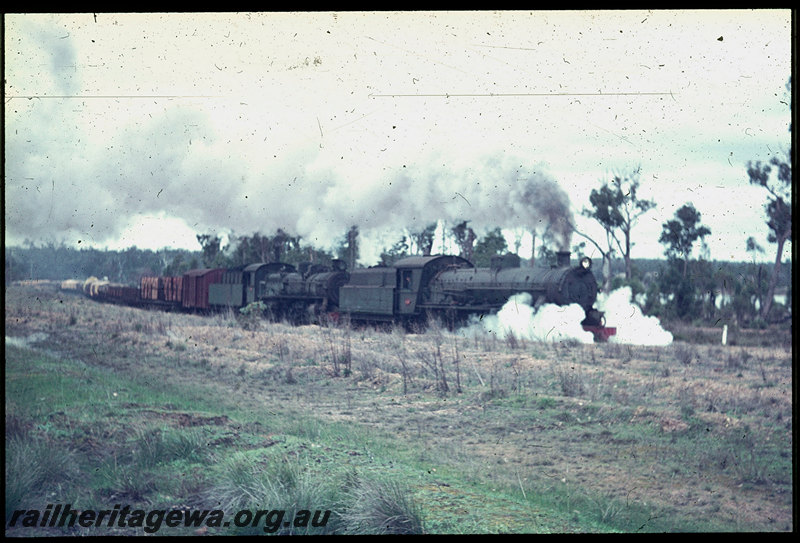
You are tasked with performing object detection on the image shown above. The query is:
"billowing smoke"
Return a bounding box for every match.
[6,19,579,255]
[5,22,572,256]
[464,287,672,347]
[293,155,576,258]
[6,104,577,258]
[596,287,673,346]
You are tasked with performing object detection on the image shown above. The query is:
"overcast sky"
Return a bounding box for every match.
[4,10,792,265]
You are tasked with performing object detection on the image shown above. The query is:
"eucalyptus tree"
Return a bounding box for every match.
[575,170,656,288]
[746,152,791,320]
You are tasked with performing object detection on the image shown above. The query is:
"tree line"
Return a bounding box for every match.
[6,163,791,326]
[5,243,201,286]
[5,218,790,328]
[6,79,791,326]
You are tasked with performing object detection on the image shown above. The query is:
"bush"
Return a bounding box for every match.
[239,301,268,331]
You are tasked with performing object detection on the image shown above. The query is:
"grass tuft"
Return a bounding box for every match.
[340,474,425,535]
[5,434,81,519]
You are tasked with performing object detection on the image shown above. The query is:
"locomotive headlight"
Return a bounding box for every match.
[580,257,592,270]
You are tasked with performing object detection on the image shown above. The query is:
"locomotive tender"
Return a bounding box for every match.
[71,250,615,341]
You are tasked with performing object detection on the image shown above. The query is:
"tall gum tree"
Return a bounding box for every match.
[574,170,656,289]
[747,77,792,321]
[747,153,791,320]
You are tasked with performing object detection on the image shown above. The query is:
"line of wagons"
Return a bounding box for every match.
[61,251,616,341]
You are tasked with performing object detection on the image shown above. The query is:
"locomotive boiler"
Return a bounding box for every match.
[427,251,603,323]
[338,251,614,340]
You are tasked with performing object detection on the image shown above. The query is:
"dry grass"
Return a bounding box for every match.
[5,283,793,532]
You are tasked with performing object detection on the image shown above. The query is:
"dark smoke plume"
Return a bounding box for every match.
[512,171,574,250]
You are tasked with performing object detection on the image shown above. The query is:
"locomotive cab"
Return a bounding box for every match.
[395,263,424,315]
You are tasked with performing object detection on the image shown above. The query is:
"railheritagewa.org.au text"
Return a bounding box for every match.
[7,503,331,534]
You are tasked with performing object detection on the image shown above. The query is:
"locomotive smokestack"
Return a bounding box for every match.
[556,251,571,268]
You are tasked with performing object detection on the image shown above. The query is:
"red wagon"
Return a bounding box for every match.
[181,269,224,310]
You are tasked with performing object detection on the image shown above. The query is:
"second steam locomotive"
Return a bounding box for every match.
[70,250,616,341]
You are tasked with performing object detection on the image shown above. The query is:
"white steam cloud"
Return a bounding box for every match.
[462,293,594,345]
[463,287,673,346]
[596,287,673,346]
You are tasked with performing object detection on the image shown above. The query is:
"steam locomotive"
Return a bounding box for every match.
[69,250,616,341]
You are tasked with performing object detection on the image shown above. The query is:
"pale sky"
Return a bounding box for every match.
[4,10,792,264]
